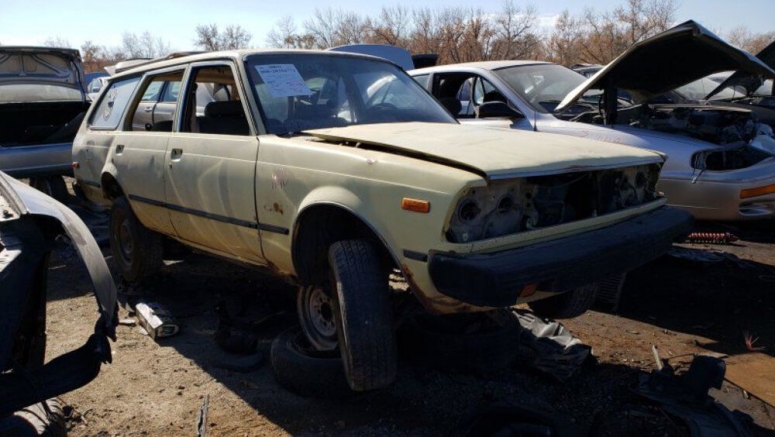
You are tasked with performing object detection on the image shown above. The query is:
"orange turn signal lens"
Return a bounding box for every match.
[401,198,430,213]
[740,184,775,199]
[519,283,538,297]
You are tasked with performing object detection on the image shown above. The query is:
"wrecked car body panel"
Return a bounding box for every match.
[557,21,775,108]
[0,171,116,416]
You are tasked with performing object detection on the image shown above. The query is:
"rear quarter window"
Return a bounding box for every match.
[89,76,140,129]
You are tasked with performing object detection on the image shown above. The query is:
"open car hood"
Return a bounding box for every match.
[306,122,663,181]
[556,21,775,112]
[705,40,775,100]
[0,46,86,91]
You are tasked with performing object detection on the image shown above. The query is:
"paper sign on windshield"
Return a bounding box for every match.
[255,64,311,98]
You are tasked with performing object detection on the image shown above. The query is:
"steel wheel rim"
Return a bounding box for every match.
[298,285,338,351]
[118,219,134,264]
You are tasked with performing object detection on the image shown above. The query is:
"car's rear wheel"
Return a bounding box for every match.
[29,176,68,204]
[527,283,598,319]
[109,196,163,282]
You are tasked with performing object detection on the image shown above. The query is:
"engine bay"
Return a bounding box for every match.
[446,164,660,243]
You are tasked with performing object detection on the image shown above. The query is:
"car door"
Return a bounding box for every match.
[113,69,185,235]
[163,62,265,264]
[132,80,164,131]
[151,81,181,126]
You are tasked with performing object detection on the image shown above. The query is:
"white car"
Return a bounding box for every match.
[411,21,775,221]
[73,48,691,392]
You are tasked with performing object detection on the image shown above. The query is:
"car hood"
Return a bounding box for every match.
[0,46,86,92]
[306,122,663,181]
[556,21,775,111]
[705,40,775,100]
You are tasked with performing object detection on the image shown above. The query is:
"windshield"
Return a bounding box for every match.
[676,77,742,101]
[493,64,587,113]
[245,54,456,135]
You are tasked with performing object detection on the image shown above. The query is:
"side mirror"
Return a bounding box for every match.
[476,101,522,119]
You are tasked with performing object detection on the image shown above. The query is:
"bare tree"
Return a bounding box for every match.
[546,10,583,65]
[366,6,411,46]
[727,27,775,54]
[575,0,677,64]
[491,1,539,60]
[266,16,317,49]
[44,36,72,48]
[303,8,341,49]
[121,31,173,58]
[194,23,252,51]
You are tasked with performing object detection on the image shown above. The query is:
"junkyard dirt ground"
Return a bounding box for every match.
[45,197,775,436]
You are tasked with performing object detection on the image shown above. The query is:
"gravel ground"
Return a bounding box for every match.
[42,197,775,436]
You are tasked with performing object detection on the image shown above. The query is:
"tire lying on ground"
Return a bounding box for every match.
[270,326,353,399]
[109,196,163,283]
[398,310,520,374]
[0,398,66,437]
[527,283,598,319]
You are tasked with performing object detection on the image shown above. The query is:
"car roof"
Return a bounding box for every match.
[410,60,551,74]
[111,49,398,80]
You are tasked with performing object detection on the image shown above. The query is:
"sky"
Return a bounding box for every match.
[1,0,773,51]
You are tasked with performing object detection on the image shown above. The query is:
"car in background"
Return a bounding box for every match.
[87,75,110,101]
[72,48,690,393]
[0,46,90,202]
[411,21,775,221]
[0,170,116,433]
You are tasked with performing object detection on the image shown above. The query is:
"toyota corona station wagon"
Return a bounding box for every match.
[72,49,692,392]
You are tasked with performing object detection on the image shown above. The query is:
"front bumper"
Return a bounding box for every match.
[428,206,692,307]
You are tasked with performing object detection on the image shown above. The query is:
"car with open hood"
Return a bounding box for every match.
[72,48,691,393]
[411,21,775,221]
[0,170,116,432]
[0,46,90,202]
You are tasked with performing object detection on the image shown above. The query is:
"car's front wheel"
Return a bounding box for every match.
[297,239,397,392]
[527,283,598,319]
[109,196,163,282]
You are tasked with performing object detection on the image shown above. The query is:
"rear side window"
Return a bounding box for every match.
[413,74,429,88]
[89,77,140,129]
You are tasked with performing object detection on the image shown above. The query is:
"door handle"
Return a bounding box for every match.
[170,148,183,160]
[144,106,154,113]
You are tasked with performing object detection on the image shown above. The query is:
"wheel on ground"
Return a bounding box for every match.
[0,398,66,437]
[29,176,69,204]
[270,326,353,399]
[398,310,520,374]
[324,239,396,391]
[109,196,163,282]
[527,283,598,319]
